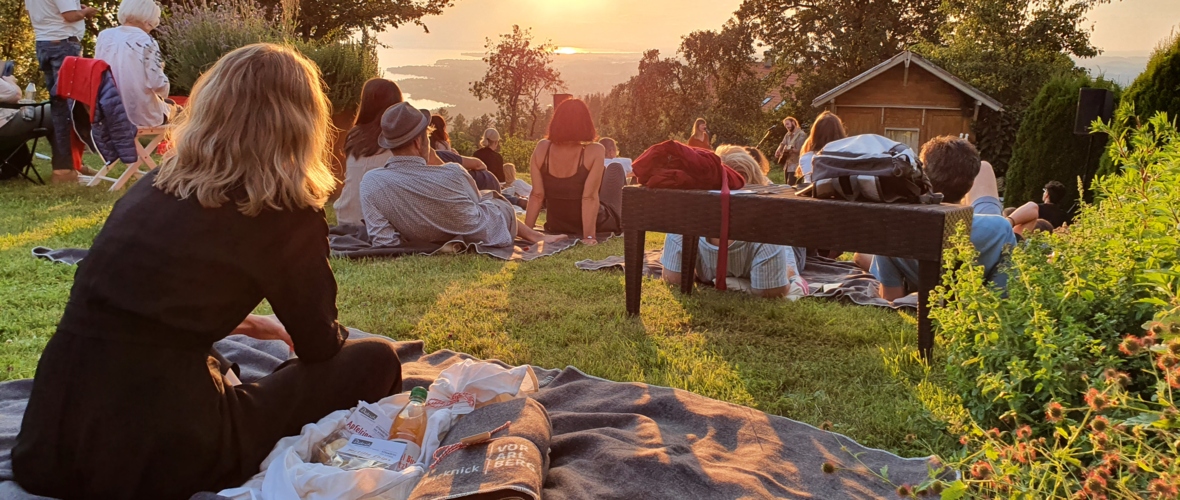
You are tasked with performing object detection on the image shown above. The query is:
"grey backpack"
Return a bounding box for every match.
[809,134,943,204]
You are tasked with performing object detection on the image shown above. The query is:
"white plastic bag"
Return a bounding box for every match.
[218,360,538,500]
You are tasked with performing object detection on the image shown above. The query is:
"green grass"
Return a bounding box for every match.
[0,158,963,459]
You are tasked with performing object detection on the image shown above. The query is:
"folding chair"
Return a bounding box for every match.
[85,125,168,190]
[0,101,50,184]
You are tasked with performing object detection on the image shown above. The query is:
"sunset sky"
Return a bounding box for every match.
[378,0,1180,67]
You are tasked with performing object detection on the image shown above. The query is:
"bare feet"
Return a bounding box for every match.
[540,234,568,244]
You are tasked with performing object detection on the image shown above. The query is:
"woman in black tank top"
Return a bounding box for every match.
[524,99,623,243]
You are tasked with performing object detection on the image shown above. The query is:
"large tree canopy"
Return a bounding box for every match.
[281,0,454,41]
[470,25,565,138]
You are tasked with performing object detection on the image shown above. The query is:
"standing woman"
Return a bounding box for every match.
[93,0,174,127]
[472,127,513,184]
[797,111,846,184]
[775,117,806,182]
[525,98,624,244]
[687,117,712,150]
[430,114,453,153]
[334,77,402,226]
[13,44,403,499]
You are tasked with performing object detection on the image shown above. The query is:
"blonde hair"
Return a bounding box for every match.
[154,43,336,216]
[717,145,770,186]
[479,128,500,148]
[118,0,161,29]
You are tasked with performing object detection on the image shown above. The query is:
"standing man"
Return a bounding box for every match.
[775,117,805,183]
[25,0,96,183]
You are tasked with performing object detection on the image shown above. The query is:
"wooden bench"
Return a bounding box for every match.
[621,184,973,360]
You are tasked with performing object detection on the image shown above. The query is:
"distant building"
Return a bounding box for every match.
[811,51,1002,151]
[752,60,799,112]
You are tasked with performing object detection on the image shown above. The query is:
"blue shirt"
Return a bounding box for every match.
[870,196,1016,291]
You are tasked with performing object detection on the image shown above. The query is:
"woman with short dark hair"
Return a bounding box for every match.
[525,98,623,243]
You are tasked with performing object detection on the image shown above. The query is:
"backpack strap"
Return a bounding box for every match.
[715,166,731,291]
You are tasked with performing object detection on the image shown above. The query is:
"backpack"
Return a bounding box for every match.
[809,134,943,204]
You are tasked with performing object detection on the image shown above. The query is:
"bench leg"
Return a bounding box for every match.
[917,259,941,362]
[624,229,645,316]
[681,235,699,294]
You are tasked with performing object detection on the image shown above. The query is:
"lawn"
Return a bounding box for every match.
[0,159,962,460]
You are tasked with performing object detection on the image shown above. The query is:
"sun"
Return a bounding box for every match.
[553,47,584,55]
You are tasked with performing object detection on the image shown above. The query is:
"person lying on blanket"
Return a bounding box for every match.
[660,146,808,300]
[359,101,567,249]
[13,44,406,500]
[865,137,1020,302]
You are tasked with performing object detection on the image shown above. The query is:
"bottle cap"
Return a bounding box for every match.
[409,386,428,402]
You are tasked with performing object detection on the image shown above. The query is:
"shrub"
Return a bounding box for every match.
[932,104,1180,435]
[500,137,537,174]
[1004,73,1119,210]
[0,0,41,95]
[1122,33,1180,123]
[157,0,377,110]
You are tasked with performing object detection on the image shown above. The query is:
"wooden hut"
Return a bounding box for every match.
[811,51,1003,151]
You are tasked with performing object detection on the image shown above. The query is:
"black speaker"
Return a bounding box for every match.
[1075,88,1114,135]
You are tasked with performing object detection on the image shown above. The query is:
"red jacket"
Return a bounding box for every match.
[633,140,745,190]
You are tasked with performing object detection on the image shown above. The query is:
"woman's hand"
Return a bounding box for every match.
[234,314,294,351]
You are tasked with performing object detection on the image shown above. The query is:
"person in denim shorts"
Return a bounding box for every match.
[25,0,96,183]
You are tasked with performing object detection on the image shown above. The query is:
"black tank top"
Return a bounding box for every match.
[540,143,591,235]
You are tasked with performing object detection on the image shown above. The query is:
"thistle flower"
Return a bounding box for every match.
[1016,425,1033,440]
[1083,471,1108,495]
[1091,416,1109,433]
[821,462,836,474]
[896,484,913,498]
[1159,354,1180,370]
[820,420,832,431]
[1046,401,1066,423]
[986,428,1003,440]
[959,435,970,446]
[1102,368,1131,387]
[970,461,993,480]
[1120,335,1143,356]
[1169,339,1180,357]
[1148,478,1178,499]
[1085,388,1109,411]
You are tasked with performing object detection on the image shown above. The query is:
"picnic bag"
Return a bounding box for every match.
[217,360,540,500]
[809,134,943,204]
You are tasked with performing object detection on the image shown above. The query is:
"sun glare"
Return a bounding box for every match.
[553,47,584,55]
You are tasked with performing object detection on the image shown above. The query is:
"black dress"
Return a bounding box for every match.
[473,147,506,183]
[539,144,620,235]
[13,170,403,499]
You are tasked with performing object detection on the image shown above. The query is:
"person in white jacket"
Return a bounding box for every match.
[94,0,174,127]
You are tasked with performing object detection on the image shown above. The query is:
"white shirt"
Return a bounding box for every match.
[94,26,170,127]
[0,76,20,128]
[604,157,632,176]
[798,152,816,183]
[24,0,85,41]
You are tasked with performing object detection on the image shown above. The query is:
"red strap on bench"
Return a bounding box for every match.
[716,164,730,291]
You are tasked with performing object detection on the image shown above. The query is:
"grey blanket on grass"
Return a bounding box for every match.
[0,332,944,500]
[576,250,918,309]
[329,223,603,262]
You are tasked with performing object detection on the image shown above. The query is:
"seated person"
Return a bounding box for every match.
[360,102,564,248]
[335,77,400,226]
[660,147,806,299]
[598,137,632,177]
[473,127,514,184]
[525,98,624,243]
[870,137,1018,301]
[1038,180,1070,228]
[94,0,175,127]
[0,67,54,172]
[12,44,404,499]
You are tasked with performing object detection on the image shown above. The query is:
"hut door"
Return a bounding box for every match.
[885,128,921,151]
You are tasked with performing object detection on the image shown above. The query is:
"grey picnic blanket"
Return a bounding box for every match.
[329,223,601,262]
[0,332,946,499]
[576,250,918,309]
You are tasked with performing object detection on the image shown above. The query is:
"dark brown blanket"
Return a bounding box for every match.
[0,332,948,499]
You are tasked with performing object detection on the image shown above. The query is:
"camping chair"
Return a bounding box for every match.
[0,100,50,184]
[84,125,168,190]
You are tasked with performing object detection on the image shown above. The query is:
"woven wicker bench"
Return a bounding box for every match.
[621,184,974,360]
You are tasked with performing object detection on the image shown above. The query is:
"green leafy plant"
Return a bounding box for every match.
[296,40,378,112]
[499,137,538,175]
[1122,33,1180,123]
[932,104,1180,433]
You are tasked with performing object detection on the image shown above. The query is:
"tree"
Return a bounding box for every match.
[1121,33,1180,122]
[1004,72,1118,210]
[0,0,39,91]
[470,26,565,138]
[678,20,768,146]
[598,50,695,155]
[738,0,944,118]
[236,0,452,41]
[914,0,1109,178]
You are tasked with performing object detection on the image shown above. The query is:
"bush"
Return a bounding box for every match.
[157,0,377,110]
[0,0,42,96]
[1005,73,1118,209]
[500,137,537,174]
[1122,33,1180,123]
[932,104,1180,434]
[931,105,1180,497]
